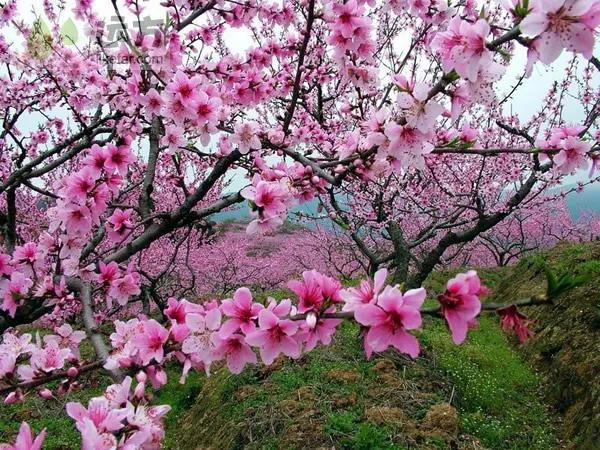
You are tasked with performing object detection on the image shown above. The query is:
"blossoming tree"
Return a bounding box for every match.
[0,0,599,447]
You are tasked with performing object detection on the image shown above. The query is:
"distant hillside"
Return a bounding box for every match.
[562,183,600,218]
[212,184,600,225]
[212,199,328,227]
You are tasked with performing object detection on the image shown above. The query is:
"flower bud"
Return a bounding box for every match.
[4,390,23,404]
[38,388,53,400]
[136,371,147,383]
[134,382,146,400]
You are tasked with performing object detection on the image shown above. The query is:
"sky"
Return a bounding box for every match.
[6,0,598,190]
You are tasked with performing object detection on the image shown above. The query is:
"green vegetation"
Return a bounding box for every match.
[419,316,556,449]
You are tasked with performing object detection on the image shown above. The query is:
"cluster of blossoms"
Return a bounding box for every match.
[519,0,600,65]
[1,268,512,447]
[537,126,592,174]
[66,376,170,449]
[241,175,291,234]
[46,142,136,273]
[0,0,599,446]
[325,0,377,88]
[97,262,142,309]
[0,325,83,401]
[104,269,489,382]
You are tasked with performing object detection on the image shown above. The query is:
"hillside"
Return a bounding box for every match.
[490,241,600,449]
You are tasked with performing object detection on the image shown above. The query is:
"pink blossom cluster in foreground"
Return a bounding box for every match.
[0,269,515,448]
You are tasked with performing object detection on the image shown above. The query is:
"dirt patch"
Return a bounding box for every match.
[324,368,361,382]
[421,402,459,438]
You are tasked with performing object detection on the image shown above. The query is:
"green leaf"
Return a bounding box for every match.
[36,17,51,35]
[60,18,79,45]
[545,268,557,298]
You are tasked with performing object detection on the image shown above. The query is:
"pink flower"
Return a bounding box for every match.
[383,122,433,170]
[181,308,222,370]
[193,91,222,127]
[164,298,203,342]
[554,136,590,174]
[161,124,186,153]
[299,310,341,352]
[45,324,85,358]
[0,272,33,317]
[437,271,484,344]
[0,253,13,277]
[520,0,599,64]
[219,287,263,338]
[83,144,108,179]
[108,272,141,307]
[103,376,132,408]
[0,422,46,450]
[66,397,129,433]
[75,419,118,450]
[30,341,72,373]
[104,144,135,175]
[288,270,342,314]
[330,0,369,39]
[106,209,134,242]
[231,121,262,154]
[98,261,119,284]
[141,88,164,117]
[1,332,35,356]
[242,180,288,217]
[131,319,169,365]
[245,308,300,365]
[213,334,257,374]
[166,70,198,109]
[340,268,387,312]
[288,270,324,313]
[497,305,535,343]
[354,286,425,358]
[58,202,93,235]
[12,243,40,266]
[245,214,284,234]
[396,82,443,133]
[430,17,492,82]
[66,169,96,202]
[0,351,16,378]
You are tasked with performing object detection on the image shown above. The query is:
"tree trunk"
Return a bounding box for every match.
[388,221,411,285]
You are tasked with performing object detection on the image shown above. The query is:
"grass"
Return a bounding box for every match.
[172,299,557,450]
[419,315,557,449]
